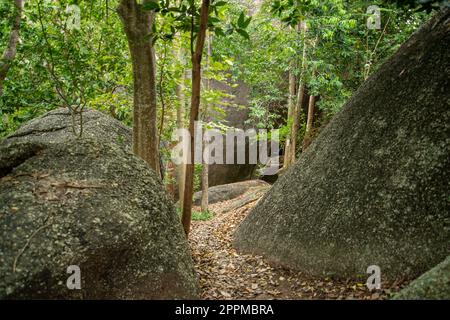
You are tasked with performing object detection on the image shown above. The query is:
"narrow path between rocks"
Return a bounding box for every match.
[189,188,405,300]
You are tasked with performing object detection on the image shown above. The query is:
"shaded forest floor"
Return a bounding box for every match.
[189,188,406,300]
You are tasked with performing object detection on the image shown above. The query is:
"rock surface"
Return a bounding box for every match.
[0,109,198,299]
[393,256,450,300]
[234,10,450,280]
[207,79,256,187]
[192,180,269,206]
[1,107,132,150]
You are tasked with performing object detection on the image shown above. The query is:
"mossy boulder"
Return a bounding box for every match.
[0,109,198,299]
[234,10,450,280]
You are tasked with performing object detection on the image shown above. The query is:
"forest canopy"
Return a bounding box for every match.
[0,0,434,137]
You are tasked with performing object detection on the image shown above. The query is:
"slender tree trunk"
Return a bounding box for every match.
[117,0,160,176]
[201,34,212,213]
[305,95,315,133]
[166,161,175,196]
[201,151,209,211]
[283,64,296,169]
[176,51,187,208]
[302,94,316,150]
[290,21,307,164]
[182,0,210,236]
[0,0,24,97]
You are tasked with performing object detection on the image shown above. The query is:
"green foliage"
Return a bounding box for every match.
[387,0,449,12]
[177,207,214,220]
[143,0,252,46]
[0,0,434,156]
[88,90,133,126]
[0,0,132,137]
[214,0,430,136]
[192,210,213,221]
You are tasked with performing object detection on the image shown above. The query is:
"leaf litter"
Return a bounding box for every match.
[189,189,407,300]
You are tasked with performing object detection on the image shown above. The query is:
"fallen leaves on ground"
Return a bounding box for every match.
[189,189,406,300]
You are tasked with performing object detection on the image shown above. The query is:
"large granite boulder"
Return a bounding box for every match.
[2,108,132,150]
[234,10,450,280]
[0,108,198,299]
[393,256,450,300]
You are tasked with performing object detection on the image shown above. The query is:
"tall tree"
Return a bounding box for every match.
[176,45,187,209]
[200,33,212,213]
[283,21,307,168]
[181,0,211,236]
[117,0,160,175]
[302,93,315,150]
[0,0,23,97]
[290,21,307,164]
[283,59,296,169]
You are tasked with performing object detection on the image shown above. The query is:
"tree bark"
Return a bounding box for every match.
[283,63,296,169]
[200,153,209,212]
[176,49,187,208]
[302,94,316,150]
[305,95,315,133]
[290,21,307,164]
[117,0,160,176]
[182,0,210,236]
[0,0,24,97]
[201,34,212,213]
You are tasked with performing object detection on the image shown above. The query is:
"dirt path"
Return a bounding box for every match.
[189,189,404,300]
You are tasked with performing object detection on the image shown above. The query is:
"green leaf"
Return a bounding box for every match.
[214,1,227,7]
[143,2,160,11]
[208,16,221,25]
[214,27,226,37]
[236,28,249,40]
[242,16,252,29]
[237,12,246,28]
[225,27,234,35]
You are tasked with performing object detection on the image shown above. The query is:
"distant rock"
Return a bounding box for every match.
[192,180,270,206]
[393,256,450,300]
[0,108,198,299]
[207,79,256,187]
[234,10,450,280]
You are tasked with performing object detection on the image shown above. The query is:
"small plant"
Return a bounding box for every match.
[176,208,213,221]
[191,210,213,221]
[193,164,203,192]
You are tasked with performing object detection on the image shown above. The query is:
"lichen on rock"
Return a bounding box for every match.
[0,108,198,299]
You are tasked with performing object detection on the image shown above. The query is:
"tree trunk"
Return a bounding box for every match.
[305,95,315,133]
[200,34,212,213]
[176,50,187,208]
[0,0,24,97]
[283,64,296,169]
[302,94,316,150]
[290,21,307,163]
[181,0,210,236]
[117,0,160,176]
[201,153,209,212]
